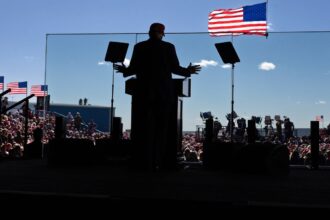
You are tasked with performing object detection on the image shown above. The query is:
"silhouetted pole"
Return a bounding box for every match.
[0,88,11,99]
[215,42,240,143]
[104,41,129,135]
[24,100,29,147]
[1,94,35,147]
[1,94,35,114]
[310,121,319,170]
[110,63,115,134]
[230,64,235,142]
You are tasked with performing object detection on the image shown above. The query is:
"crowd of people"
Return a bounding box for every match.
[1,106,330,166]
[0,107,113,159]
[182,117,330,165]
[286,129,330,165]
[182,133,203,162]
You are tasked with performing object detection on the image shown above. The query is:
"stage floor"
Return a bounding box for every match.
[0,159,330,208]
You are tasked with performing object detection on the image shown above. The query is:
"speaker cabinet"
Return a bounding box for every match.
[55,116,66,139]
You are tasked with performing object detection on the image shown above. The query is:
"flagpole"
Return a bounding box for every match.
[266,0,269,38]
[42,85,48,117]
[230,34,234,142]
[24,81,28,149]
[266,0,269,20]
[44,34,49,118]
[110,63,115,135]
[41,34,49,160]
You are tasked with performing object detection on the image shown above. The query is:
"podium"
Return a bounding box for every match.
[125,77,191,169]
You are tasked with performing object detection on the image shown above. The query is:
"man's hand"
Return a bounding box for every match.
[113,63,127,74]
[187,63,201,74]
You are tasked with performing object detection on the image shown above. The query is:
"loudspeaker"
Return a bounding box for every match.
[311,121,319,169]
[36,95,50,111]
[36,97,43,110]
[55,116,66,139]
[112,117,123,141]
[47,139,95,167]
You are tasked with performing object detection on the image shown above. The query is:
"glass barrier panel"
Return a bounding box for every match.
[45,32,330,165]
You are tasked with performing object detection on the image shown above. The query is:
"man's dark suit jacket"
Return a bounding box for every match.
[124,38,191,169]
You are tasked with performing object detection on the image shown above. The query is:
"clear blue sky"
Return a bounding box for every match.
[1,0,330,130]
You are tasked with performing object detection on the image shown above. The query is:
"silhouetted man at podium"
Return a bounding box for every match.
[115,23,201,170]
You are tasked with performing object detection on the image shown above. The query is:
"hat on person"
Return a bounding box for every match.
[149,23,165,35]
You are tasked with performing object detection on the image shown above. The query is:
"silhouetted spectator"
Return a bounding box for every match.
[284,118,294,140]
[9,144,23,159]
[236,118,246,138]
[327,123,330,135]
[1,97,8,113]
[84,98,88,105]
[67,112,73,122]
[79,98,83,105]
[88,119,96,134]
[24,127,43,159]
[21,101,29,116]
[74,112,82,130]
[213,117,222,139]
[276,120,283,140]
[226,120,235,135]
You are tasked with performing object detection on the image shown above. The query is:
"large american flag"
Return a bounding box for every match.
[31,85,48,97]
[7,81,27,94]
[0,76,3,90]
[208,2,267,36]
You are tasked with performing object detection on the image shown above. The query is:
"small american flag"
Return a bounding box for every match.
[0,76,4,90]
[7,81,27,94]
[31,85,48,97]
[208,2,267,36]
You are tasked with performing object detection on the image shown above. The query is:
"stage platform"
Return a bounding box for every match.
[0,159,330,209]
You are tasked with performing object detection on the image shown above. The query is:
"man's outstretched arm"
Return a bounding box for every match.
[169,44,201,77]
[186,62,202,75]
